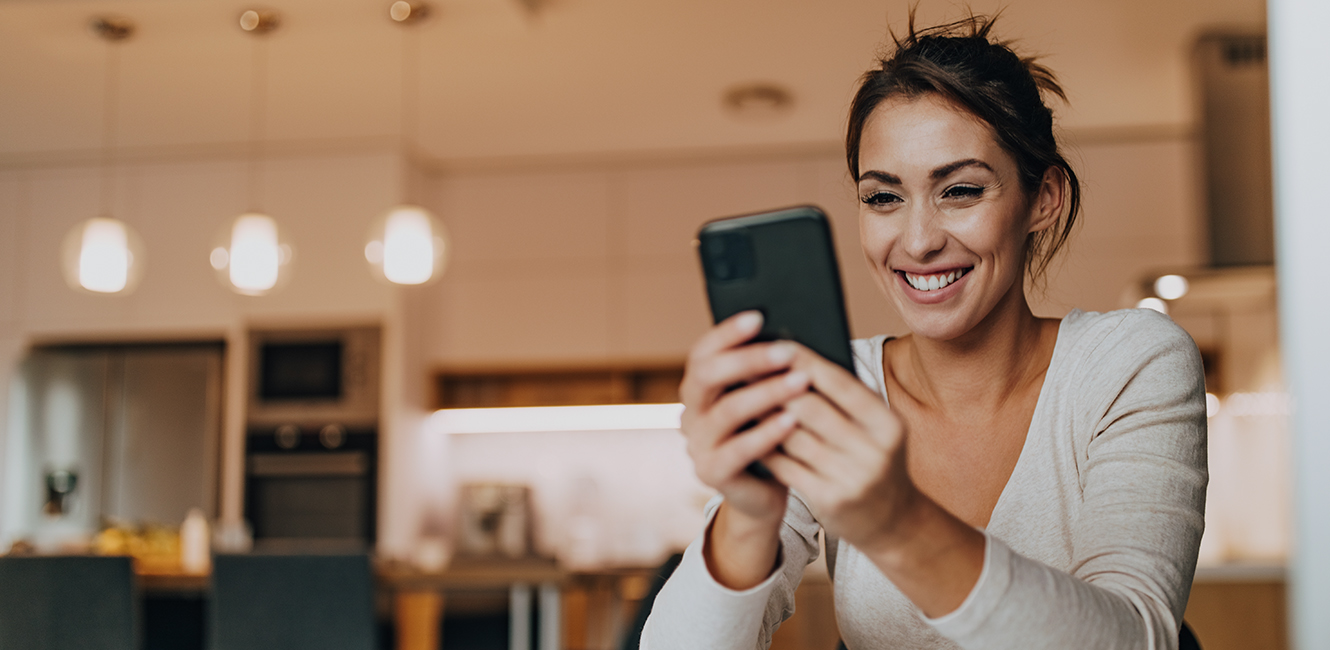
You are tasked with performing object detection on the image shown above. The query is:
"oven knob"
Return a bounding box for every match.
[319,424,346,449]
[275,424,301,449]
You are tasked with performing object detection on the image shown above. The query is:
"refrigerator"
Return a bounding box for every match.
[2,342,223,548]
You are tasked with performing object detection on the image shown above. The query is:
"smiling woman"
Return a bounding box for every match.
[642,12,1207,650]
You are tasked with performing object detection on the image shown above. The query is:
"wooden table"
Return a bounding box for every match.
[379,556,565,650]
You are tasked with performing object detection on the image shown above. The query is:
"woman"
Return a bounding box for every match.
[642,14,1207,650]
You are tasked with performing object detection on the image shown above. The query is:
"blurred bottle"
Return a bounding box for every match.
[180,508,211,574]
[212,518,254,554]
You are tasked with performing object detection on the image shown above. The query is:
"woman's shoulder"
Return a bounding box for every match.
[1059,307,1199,361]
[1054,309,1204,399]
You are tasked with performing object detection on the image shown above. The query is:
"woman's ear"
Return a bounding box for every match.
[1027,167,1065,234]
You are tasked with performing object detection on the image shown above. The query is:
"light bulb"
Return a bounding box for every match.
[212,213,290,295]
[79,219,130,293]
[61,217,144,295]
[366,205,447,286]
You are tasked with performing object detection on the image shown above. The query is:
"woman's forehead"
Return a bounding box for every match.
[859,95,1007,173]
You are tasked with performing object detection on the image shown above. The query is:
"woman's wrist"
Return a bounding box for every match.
[703,502,784,591]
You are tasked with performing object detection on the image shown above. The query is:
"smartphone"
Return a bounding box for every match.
[696,205,854,479]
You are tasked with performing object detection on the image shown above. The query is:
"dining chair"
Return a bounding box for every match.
[209,553,376,650]
[0,555,139,650]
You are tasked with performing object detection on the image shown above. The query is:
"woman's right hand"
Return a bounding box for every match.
[679,311,809,587]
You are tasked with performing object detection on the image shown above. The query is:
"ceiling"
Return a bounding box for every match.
[0,0,1265,167]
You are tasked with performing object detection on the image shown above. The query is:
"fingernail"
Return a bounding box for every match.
[784,370,809,389]
[735,311,763,332]
[776,412,797,428]
[768,343,795,364]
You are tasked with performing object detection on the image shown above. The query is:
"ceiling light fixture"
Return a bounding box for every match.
[213,9,291,296]
[722,82,795,120]
[365,2,448,287]
[62,16,145,295]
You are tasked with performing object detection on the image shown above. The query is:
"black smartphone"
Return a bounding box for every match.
[696,205,854,479]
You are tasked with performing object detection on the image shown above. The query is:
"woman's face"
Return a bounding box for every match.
[856,93,1058,342]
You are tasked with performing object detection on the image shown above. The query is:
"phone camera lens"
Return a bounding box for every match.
[713,260,732,280]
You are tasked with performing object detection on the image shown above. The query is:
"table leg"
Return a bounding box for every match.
[539,582,561,650]
[510,583,533,650]
[396,590,445,650]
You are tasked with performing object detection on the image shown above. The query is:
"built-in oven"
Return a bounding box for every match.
[245,425,376,549]
[243,325,381,549]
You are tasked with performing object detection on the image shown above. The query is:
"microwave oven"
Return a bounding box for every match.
[247,326,381,428]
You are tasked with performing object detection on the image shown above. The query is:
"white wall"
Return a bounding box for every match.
[1270,0,1330,645]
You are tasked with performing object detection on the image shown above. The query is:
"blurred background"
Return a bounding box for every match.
[0,0,1299,649]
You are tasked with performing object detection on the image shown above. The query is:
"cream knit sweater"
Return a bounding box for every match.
[643,309,1208,650]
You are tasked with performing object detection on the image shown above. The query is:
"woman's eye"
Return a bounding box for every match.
[860,191,901,206]
[942,185,984,199]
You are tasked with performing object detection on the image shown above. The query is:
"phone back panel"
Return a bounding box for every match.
[697,206,855,372]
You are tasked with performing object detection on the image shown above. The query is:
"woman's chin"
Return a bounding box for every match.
[900,314,978,342]
[889,288,982,341]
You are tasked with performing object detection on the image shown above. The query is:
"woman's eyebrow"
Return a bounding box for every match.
[859,170,902,185]
[930,158,993,180]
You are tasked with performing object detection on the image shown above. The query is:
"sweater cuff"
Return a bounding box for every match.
[923,531,1013,638]
[641,499,783,649]
[692,498,786,596]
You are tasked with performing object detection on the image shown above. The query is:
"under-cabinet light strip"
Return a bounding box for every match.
[430,403,684,434]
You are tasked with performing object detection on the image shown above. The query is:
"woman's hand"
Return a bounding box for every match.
[761,343,918,555]
[762,344,986,617]
[679,311,809,587]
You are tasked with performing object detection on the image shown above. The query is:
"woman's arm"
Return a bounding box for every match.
[641,311,821,650]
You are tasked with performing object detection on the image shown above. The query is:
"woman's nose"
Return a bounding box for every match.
[900,203,946,260]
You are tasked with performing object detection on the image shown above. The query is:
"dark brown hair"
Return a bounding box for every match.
[845,12,1081,281]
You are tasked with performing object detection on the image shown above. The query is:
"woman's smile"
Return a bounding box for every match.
[896,266,973,303]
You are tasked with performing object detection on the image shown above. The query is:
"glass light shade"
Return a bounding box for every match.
[61,217,144,294]
[1136,297,1169,314]
[365,205,448,285]
[211,212,292,296]
[1153,274,1190,300]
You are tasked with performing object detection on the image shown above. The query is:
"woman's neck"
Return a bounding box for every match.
[893,288,1057,413]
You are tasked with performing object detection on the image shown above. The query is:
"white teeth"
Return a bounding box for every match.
[905,269,967,292]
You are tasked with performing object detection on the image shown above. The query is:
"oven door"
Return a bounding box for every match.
[245,429,376,549]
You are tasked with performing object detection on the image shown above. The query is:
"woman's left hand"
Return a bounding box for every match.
[761,342,920,555]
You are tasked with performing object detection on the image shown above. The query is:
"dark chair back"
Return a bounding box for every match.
[1180,620,1203,650]
[209,553,375,650]
[0,555,139,650]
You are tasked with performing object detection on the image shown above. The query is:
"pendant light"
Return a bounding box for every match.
[211,9,291,296]
[62,16,145,295]
[364,2,448,286]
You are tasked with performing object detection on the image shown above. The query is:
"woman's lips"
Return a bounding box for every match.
[895,267,973,303]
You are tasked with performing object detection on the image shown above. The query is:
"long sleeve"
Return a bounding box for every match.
[640,492,822,650]
[925,310,1208,649]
